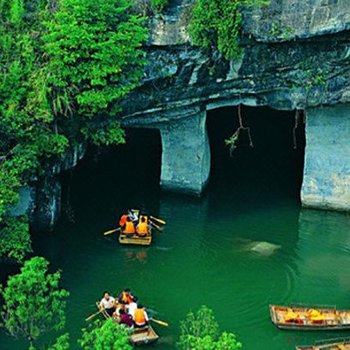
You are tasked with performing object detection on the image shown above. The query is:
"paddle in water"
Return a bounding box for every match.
[103,227,121,236]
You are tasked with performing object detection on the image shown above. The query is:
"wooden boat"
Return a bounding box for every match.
[118,232,152,246]
[270,304,350,330]
[96,302,159,345]
[296,337,350,349]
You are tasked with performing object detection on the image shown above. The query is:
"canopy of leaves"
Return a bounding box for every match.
[151,0,170,12]
[0,257,69,345]
[78,319,132,350]
[189,0,269,60]
[0,0,147,261]
[0,216,31,262]
[178,305,242,350]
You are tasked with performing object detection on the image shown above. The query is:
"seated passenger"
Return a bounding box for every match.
[134,304,149,328]
[136,216,148,236]
[99,291,116,317]
[127,296,138,319]
[118,288,134,305]
[119,213,128,228]
[123,217,135,236]
[285,308,300,323]
[119,308,134,328]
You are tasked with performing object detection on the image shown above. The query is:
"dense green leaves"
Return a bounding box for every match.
[0,216,31,262]
[78,319,132,350]
[189,0,269,60]
[0,257,69,345]
[178,306,242,350]
[44,0,148,118]
[151,0,170,12]
[0,0,148,261]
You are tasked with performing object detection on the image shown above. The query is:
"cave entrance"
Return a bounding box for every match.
[206,105,305,204]
[60,128,162,225]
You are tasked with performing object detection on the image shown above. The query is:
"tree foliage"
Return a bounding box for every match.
[189,0,269,60]
[0,0,148,261]
[78,319,132,350]
[178,305,242,350]
[0,216,32,262]
[151,0,170,12]
[0,257,69,345]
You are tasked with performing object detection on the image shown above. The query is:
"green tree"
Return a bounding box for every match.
[151,0,169,12]
[0,0,148,261]
[189,0,269,60]
[78,319,132,350]
[177,305,242,350]
[44,0,148,119]
[0,216,32,262]
[47,333,70,350]
[0,257,69,346]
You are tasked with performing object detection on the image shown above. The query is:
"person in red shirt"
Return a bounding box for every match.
[119,213,128,227]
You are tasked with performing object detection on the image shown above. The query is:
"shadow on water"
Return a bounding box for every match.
[3,107,350,350]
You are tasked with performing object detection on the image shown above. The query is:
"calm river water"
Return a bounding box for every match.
[1,107,350,350]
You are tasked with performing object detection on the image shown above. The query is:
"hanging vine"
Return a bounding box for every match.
[225,104,254,157]
[293,109,305,149]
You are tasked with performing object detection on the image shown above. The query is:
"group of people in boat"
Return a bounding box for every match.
[119,210,150,237]
[99,289,149,328]
[284,308,326,324]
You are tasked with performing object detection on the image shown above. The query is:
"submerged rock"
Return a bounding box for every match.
[247,241,281,256]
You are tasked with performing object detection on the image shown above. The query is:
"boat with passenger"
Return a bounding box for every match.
[270,304,350,330]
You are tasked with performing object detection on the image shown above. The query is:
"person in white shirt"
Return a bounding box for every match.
[99,291,116,317]
[127,296,138,319]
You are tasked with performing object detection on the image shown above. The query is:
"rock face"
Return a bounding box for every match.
[118,0,350,210]
[23,0,350,223]
[302,104,350,211]
[12,143,85,230]
[159,111,210,195]
[243,0,350,42]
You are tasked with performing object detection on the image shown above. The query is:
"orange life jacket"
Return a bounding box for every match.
[136,222,148,235]
[134,308,146,325]
[123,221,135,234]
[121,291,133,304]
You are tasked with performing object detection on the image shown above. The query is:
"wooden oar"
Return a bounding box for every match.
[85,308,104,321]
[150,318,169,327]
[103,227,121,236]
[150,216,166,225]
[150,222,163,232]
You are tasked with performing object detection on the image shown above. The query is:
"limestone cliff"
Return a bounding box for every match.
[117,0,350,212]
[16,0,350,229]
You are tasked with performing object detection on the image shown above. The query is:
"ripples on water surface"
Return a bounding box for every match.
[1,108,350,350]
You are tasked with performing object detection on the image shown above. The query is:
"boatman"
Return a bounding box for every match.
[136,216,148,237]
[134,304,149,328]
[99,291,116,317]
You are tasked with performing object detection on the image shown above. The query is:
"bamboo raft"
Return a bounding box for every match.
[96,302,159,345]
[296,337,350,349]
[118,232,152,246]
[270,305,350,330]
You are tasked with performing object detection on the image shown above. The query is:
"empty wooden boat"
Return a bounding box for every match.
[296,337,350,349]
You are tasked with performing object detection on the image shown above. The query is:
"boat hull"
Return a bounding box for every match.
[95,302,159,345]
[296,339,350,349]
[270,304,350,331]
[118,234,152,246]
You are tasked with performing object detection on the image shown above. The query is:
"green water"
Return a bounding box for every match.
[1,107,350,350]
